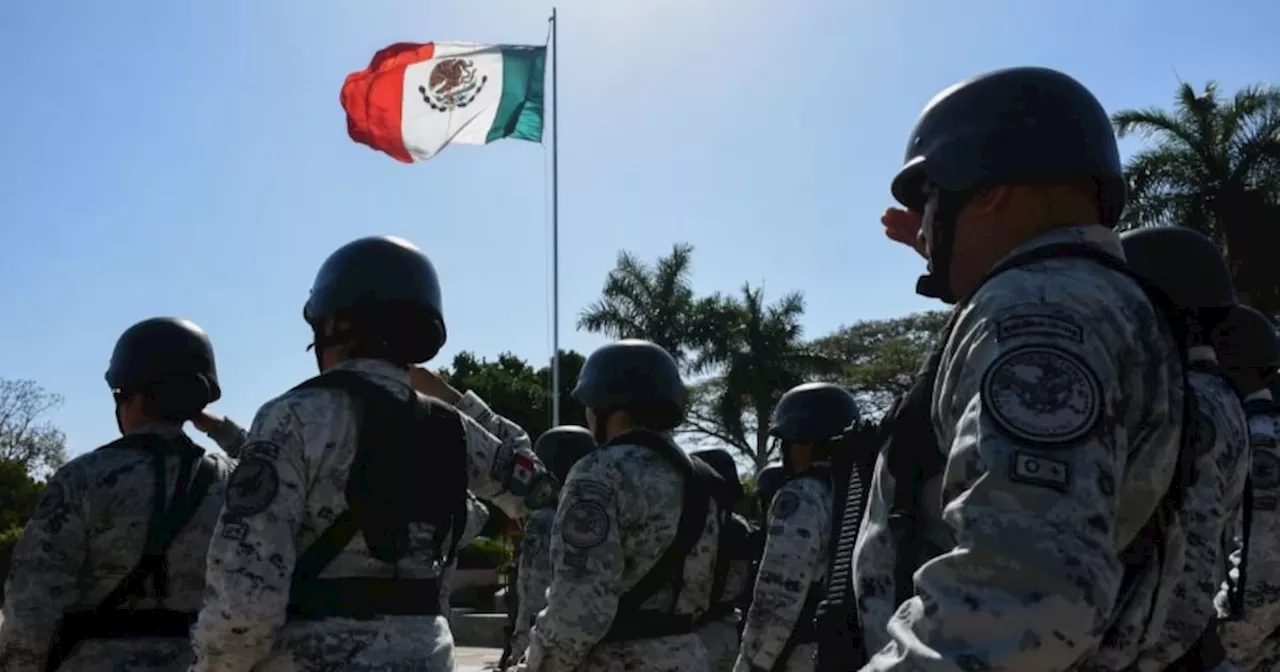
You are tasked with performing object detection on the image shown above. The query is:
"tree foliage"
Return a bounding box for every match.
[437,349,587,444]
[0,378,68,479]
[1113,81,1280,314]
[811,311,950,418]
[576,244,932,467]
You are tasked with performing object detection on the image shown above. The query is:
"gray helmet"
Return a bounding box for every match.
[893,67,1125,301]
[304,235,446,363]
[572,339,685,430]
[1119,227,1236,310]
[769,383,859,443]
[755,463,786,503]
[106,317,221,407]
[533,425,596,484]
[1214,304,1280,369]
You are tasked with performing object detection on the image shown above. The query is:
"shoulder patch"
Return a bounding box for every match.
[996,314,1084,343]
[561,500,610,549]
[224,458,280,516]
[770,490,801,520]
[1252,452,1280,490]
[981,345,1103,446]
[1008,451,1071,492]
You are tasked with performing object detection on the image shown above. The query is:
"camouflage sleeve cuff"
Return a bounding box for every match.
[209,417,248,457]
[455,390,495,424]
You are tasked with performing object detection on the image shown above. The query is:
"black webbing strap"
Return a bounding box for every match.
[602,430,713,642]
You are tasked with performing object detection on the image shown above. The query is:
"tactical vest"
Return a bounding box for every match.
[285,369,468,620]
[598,429,724,643]
[830,242,1196,670]
[46,433,219,672]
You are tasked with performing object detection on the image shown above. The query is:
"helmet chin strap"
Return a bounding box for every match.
[914,190,972,305]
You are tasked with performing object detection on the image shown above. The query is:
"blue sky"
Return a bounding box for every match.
[1,0,1277,457]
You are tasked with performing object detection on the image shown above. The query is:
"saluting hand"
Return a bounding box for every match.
[881,207,928,259]
[190,410,223,435]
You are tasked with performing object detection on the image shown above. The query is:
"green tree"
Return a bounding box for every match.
[688,285,843,468]
[438,349,586,442]
[1113,81,1280,314]
[811,310,950,418]
[577,243,721,369]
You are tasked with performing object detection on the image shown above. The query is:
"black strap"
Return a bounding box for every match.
[1158,625,1226,672]
[815,451,867,672]
[293,509,362,582]
[601,429,713,642]
[707,510,732,612]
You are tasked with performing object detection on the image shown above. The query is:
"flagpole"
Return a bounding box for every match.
[550,7,561,427]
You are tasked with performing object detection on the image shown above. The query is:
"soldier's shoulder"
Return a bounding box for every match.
[976,255,1151,324]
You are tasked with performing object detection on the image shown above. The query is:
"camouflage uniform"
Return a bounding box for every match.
[511,505,556,662]
[442,492,491,618]
[698,513,752,672]
[1220,389,1280,671]
[735,477,830,672]
[1132,364,1248,672]
[518,440,719,671]
[853,225,1186,671]
[0,422,241,672]
[188,358,540,672]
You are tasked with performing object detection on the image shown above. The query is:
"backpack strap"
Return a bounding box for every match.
[600,429,715,642]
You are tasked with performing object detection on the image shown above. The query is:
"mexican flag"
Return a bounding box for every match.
[341,42,546,163]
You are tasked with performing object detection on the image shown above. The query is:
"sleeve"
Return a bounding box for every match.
[511,511,553,663]
[460,491,490,546]
[207,417,248,458]
[454,391,553,519]
[0,467,88,672]
[864,304,1129,672]
[519,465,623,672]
[190,399,309,672]
[735,480,827,672]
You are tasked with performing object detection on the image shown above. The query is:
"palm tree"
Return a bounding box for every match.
[577,243,720,369]
[1112,81,1280,313]
[691,285,844,468]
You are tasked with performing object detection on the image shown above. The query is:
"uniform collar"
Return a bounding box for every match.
[1246,389,1274,404]
[991,224,1123,271]
[328,357,413,393]
[1186,346,1218,366]
[125,421,186,438]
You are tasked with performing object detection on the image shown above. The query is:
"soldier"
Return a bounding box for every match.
[739,463,784,639]
[510,425,596,663]
[736,383,856,672]
[189,235,555,672]
[0,317,241,672]
[517,339,720,672]
[1214,304,1280,671]
[691,448,756,672]
[1120,227,1249,672]
[856,66,1185,670]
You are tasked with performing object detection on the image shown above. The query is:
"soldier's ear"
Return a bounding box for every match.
[972,186,1014,214]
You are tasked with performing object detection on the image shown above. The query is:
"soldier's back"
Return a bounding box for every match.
[1,430,234,672]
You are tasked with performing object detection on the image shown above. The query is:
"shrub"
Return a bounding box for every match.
[456,537,511,570]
